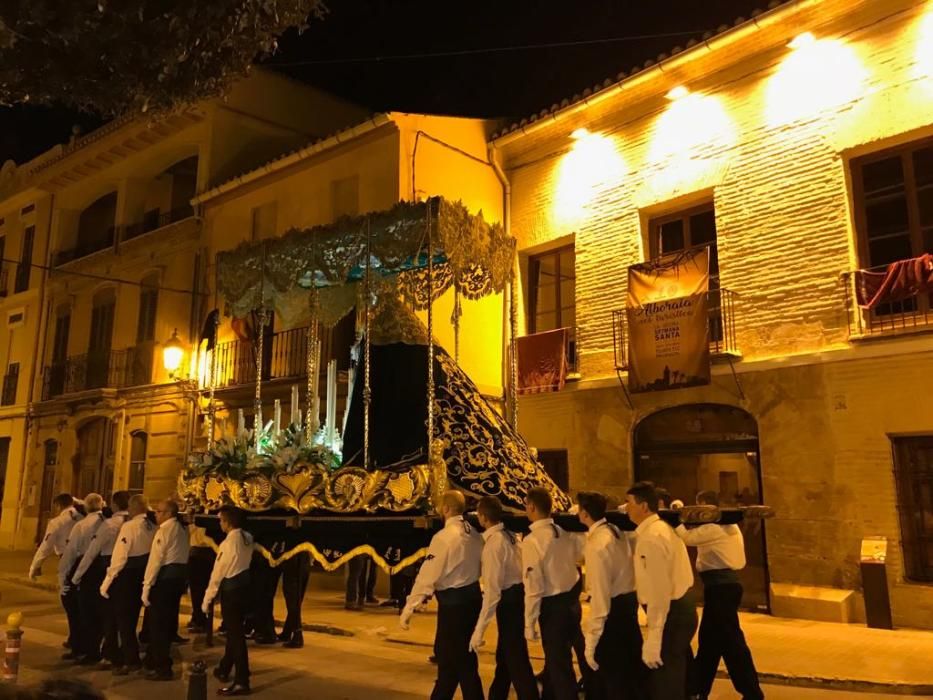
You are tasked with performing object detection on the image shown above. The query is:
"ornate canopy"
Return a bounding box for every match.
[216,197,514,326]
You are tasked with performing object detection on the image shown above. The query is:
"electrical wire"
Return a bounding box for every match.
[266,30,709,67]
[1,257,205,297]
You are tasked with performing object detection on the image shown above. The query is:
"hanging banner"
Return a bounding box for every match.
[626,247,710,393]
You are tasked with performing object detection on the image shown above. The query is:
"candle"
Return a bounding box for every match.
[274,399,282,438]
[237,409,245,437]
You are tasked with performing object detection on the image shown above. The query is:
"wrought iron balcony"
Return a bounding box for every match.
[52,226,116,267]
[212,327,308,389]
[612,288,739,370]
[121,205,195,242]
[843,264,933,338]
[42,345,154,400]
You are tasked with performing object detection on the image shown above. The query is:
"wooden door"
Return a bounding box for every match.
[74,419,111,498]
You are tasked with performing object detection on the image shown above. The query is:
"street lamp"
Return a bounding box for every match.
[163,328,185,379]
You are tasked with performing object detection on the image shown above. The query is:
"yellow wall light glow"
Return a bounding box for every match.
[766,34,867,127]
[914,12,933,79]
[648,91,735,162]
[553,129,625,228]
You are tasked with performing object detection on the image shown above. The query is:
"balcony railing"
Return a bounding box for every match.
[0,268,7,298]
[213,328,308,389]
[122,205,195,242]
[843,266,933,338]
[42,345,154,400]
[52,226,116,267]
[612,288,739,370]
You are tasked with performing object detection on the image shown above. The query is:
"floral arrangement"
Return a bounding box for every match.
[262,423,341,474]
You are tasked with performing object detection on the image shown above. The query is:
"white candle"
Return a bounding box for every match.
[274,399,282,438]
[290,385,299,427]
[237,409,245,437]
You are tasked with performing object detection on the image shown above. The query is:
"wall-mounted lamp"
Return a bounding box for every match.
[163,328,185,379]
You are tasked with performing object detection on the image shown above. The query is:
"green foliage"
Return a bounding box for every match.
[0,1,325,115]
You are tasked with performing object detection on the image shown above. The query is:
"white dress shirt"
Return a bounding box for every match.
[583,518,636,651]
[473,523,524,641]
[101,514,156,595]
[403,515,483,615]
[58,511,106,591]
[204,528,255,608]
[29,507,83,577]
[142,518,191,599]
[71,511,128,586]
[521,518,584,634]
[634,514,694,634]
[676,523,746,572]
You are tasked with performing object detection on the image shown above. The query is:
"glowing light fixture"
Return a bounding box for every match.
[666,85,690,101]
[553,128,625,228]
[571,127,591,140]
[914,12,933,79]
[788,32,816,50]
[163,328,185,377]
[649,90,735,162]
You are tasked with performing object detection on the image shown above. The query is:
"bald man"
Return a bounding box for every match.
[58,493,105,662]
[400,491,484,700]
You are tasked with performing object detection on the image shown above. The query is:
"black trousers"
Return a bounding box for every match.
[647,593,697,700]
[345,555,377,604]
[78,559,107,661]
[249,554,281,638]
[219,584,251,686]
[112,566,146,668]
[61,569,82,652]
[540,583,583,700]
[593,592,646,700]
[281,552,311,637]
[431,584,484,700]
[188,547,215,627]
[148,574,187,674]
[694,582,763,700]
[489,585,539,700]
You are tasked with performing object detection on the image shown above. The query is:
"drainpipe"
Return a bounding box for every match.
[487,144,515,418]
[14,193,54,545]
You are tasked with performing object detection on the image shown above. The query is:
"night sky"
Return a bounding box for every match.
[0,0,761,165]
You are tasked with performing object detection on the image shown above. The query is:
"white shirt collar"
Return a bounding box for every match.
[159,517,176,530]
[482,522,504,542]
[529,517,554,532]
[112,510,128,518]
[132,513,148,521]
[635,512,660,536]
[444,515,465,529]
[587,518,607,537]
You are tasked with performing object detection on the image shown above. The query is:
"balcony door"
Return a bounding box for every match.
[73,418,113,499]
[88,289,116,389]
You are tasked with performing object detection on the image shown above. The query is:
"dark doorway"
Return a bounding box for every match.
[73,418,113,499]
[634,404,769,612]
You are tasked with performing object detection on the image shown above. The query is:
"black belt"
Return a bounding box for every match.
[700,568,740,586]
[221,570,251,592]
[98,555,112,566]
[157,563,188,582]
[500,583,524,603]
[544,575,582,604]
[435,581,481,606]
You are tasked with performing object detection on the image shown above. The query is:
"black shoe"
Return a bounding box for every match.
[378,599,399,608]
[217,683,251,696]
[172,635,189,645]
[364,596,380,605]
[213,667,231,683]
[344,602,362,611]
[146,670,174,681]
[283,632,303,649]
[253,635,277,646]
[77,656,101,666]
[61,652,79,661]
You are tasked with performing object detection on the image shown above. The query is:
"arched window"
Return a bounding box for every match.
[128,431,147,494]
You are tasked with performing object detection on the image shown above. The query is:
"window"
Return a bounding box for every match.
[136,275,159,343]
[1,362,19,406]
[14,225,34,293]
[0,235,6,297]
[129,432,147,494]
[649,203,722,341]
[528,245,576,334]
[88,289,116,389]
[537,449,570,493]
[892,436,933,583]
[0,437,9,517]
[250,202,277,241]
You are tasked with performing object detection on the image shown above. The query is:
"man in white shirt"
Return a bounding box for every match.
[28,493,83,655]
[204,506,255,697]
[577,492,645,700]
[142,499,190,681]
[676,491,762,700]
[400,490,484,700]
[523,486,584,700]
[626,482,697,700]
[72,491,130,667]
[470,496,538,700]
[57,493,105,663]
[101,494,155,675]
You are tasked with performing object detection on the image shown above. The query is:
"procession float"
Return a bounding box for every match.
[178,196,770,573]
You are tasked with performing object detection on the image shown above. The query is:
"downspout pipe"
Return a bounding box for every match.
[487,144,514,416]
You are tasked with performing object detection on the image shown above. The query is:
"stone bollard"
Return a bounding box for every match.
[187,660,207,700]
[3,612,24,683]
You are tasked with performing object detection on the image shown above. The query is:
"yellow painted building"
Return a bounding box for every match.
[0,70,368,549]
[493,0,933,628]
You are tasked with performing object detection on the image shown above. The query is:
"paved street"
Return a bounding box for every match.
[0,578,927,699]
